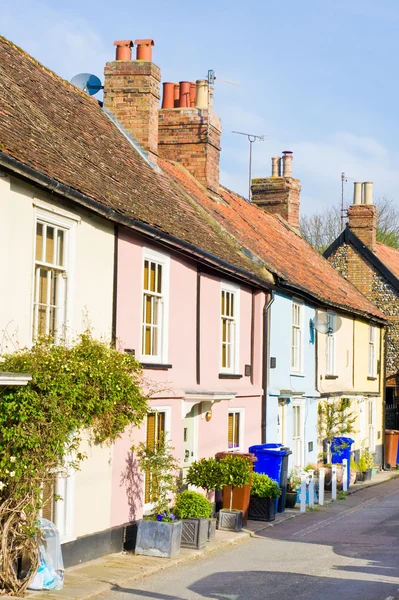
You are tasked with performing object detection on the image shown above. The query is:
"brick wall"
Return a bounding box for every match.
[103,60,161,162]
[347,204,377,252]
[158,108,221,192]
[251,177,301,228]
[328,243,399,376]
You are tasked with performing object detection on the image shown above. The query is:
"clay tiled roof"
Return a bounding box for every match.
[0,37,269,283]
[161,161,385,320]
[375,242,399,282]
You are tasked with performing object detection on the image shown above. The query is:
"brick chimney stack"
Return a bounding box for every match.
[347,182,377,251]
[158,79,222,193]
[103,39,160,162]
[251,151,301,228]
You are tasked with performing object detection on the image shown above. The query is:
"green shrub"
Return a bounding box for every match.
[219,455,252,510]
[251,473,281,499]
[358,447,374,472]
[185,458,225,495]
[174,491,213,519]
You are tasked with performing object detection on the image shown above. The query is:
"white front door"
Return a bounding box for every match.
[183,405,198,476]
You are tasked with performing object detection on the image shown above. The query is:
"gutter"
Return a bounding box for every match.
[0,152,272,293]
[262,291,275,443]
[278,279,387,325]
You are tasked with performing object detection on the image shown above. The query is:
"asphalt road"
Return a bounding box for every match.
[100,477,399,600]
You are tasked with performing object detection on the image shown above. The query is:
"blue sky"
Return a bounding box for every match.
[3,0,399,215]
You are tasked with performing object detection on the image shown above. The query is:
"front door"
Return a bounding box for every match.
[183,405,197,477]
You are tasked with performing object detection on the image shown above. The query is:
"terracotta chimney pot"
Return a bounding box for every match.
[174,84,180,108]
[195,79,208,109]
[353,182,362,205]
[179,81,191,107]
[162,82,175,109]
[271,157,280,177]
[113,40,133,61]
[282,151,293,178]
[363,182,373,205]
[134,39,154,61]
[189,82,196,107]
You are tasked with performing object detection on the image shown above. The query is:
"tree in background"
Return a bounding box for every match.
[300,197,399,253]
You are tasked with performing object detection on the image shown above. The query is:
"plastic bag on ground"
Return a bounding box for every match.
[28,518,64,590]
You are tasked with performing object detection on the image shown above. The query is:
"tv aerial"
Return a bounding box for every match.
[70,73,103,96]
[311,310,342,335]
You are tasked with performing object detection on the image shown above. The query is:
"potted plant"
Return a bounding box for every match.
[286,468,300,508]
[174,491,213,549]
[358,447,374,481]
[318,398,356,472]
[185,457,224,540]
[133,432,182,559]
[249,473,281,522]
[217,455,252,532]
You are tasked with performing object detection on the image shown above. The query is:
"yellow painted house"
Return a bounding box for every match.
[316,310,384,465]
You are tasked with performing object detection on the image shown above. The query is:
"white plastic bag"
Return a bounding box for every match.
[28,519,64,590]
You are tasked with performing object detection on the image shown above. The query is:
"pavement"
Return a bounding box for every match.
[28,469,399,600]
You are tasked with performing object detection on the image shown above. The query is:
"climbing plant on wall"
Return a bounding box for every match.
[0,333,147,595]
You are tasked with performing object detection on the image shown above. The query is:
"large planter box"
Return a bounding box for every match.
[135,519,182,559]
[208,518,217,541]
[248,496,276,522]
[180,518,209,549]
[217,509,243,532]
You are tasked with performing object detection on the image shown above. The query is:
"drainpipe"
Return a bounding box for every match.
[262,291,275,443]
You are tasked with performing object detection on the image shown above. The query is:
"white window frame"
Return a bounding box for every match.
[143,406,171,514]
[220,282,240,374]
[32,207,76,345]
[291,301,304,373]
[227,408,245,452]
[140,248,170,364]
[368,325,377,377]
[326,312,337,376]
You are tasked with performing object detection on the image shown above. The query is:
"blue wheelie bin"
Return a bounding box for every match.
[249,444,292,513]
[331,436,354,488]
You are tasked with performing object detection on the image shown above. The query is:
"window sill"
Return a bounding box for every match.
[141,363,172,370]
[367,376,377,381]
[219,373,243,379]
[290,372,305,378]
[325,375,338,380]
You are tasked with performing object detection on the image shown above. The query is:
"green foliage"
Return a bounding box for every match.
[250,473,281,499]
[350,456,358,473]
[318,398,356,443]
[358,447,374,472]
[0,333,146,594]
[338,491,348,500]
[133,432,180,516]
[185,458,225,494]
[219,455,252,510]
[288,467,302,492]
[174,491,212,519]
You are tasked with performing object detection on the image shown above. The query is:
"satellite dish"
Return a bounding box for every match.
[70,73,103,96]
[311,310,342,335]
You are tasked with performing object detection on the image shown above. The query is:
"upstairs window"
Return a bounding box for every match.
[326,313,336,375]
[221,284,240,373]
[291,302,303,372]
[141,250,169,363]
[33,217,69,342]
[368,325,376,377]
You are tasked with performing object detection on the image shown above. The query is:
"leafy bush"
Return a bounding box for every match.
[0,333,146,595]
[358,448,374,472]
[219,455,252,510]
[133,432,180,516]
[185,458,225,495]
[250,473,281,499]
[174,491,213,519]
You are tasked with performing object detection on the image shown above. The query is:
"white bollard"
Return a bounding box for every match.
[342,458,348,492]
[308,470,315,507]
[300,472,307,513]
[332,465,337,500]
[319,468,325,506]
